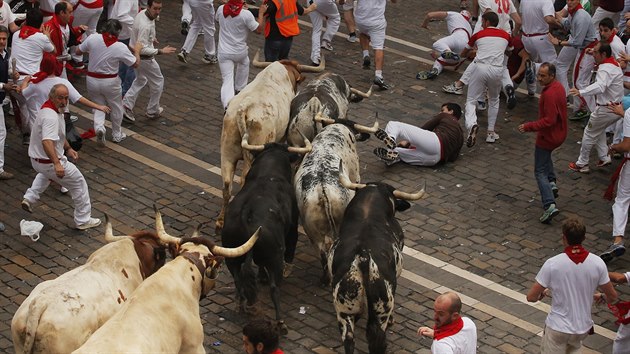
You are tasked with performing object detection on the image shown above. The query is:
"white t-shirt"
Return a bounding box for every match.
[215,6,259,56]
[520,0,554,35]
[131,10,158,57]
[466,27,511,66]
[28,107,65,160]
[536,253,610,334]
[79,34,136,74]
[354,0,387,25]
[109,0,138,40]
[0,2,16,28]
[446,11,472,36]
[474,0,517,34]
[10,31,55,75]
[23,77,82,128]
[431,317,477,354]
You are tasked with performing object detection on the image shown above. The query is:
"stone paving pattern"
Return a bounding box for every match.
[1,0,630,353]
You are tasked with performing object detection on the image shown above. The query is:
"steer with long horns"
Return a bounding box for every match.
[217,55,322,234]
[11,215,179,354]
[73,207,259,354]
[222,133,311,334]
[328,162,425,354]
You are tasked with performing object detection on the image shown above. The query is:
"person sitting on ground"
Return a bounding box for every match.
[242,319,283,354]
[373,102,464,166]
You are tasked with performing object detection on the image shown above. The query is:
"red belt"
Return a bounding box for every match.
[78,0,104,9]
[522,31,548,37]
[87,71,117,78]
[32,157,54,164]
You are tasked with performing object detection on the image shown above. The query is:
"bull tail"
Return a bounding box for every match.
[235,97,252,138]
[21,300,46,354]
[240,250,258,307]
[361,250,388,354]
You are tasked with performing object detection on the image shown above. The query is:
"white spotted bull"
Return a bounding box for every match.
[328,163,425,354]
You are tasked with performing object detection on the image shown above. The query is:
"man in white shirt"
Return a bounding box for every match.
[21,84,102,231]
[122,0,175,122]
[417,292,477,354]
[608,271,630,354]
[520,0,558,64]
[108,0,138,96]
[70,0,104,67]
[0,0,19,33]
[527,217,618,353]
[308,0,340,65]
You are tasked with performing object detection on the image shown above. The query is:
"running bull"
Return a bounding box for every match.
[294,113,378,285]
[73,208,259,353]
[222,133,311,334]
[287,72,372,146]
[11,215,180,354]
[217,52,323,233]
[328,163,425,354]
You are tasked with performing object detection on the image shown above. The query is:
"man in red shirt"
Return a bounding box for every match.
[43,1,86,78]
[518,62,568,224]
[242,319,284,354]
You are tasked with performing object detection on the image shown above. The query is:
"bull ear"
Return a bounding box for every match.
[394,199,411,212]
[356,133,370,142]
[349,93,364,103]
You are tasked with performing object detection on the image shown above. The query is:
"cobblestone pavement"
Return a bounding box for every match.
[1,1,630,353]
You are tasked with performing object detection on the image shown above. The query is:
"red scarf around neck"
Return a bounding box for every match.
[608,301,630,325]
[31,53,56,83]
[568,3,583,16]
[102,32,118,47]
[433,317,464,341]
[602,56,620,67]
[41,99,59,113]
[270,350,284,354]
[19,25,40,39]
[606,29,618,43]
[564,245,589,264]
[223,0,244,17]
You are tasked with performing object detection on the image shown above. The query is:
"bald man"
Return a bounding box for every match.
[417,292,477,353]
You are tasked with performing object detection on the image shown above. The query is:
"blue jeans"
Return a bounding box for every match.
[535,145,556,209]
[118,38,136,97]
[264,37,293,61]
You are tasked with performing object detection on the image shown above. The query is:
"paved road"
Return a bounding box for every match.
[1,1,629,353]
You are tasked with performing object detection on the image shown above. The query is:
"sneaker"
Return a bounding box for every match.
[0,170,13,180]
[373,76,391,90]
[347,33,358,43]
[70,115,79,123]
[21,199,32,213]
[600,243,626,264]
[441,51,460,61]
[505,84,516,109]
[525,59,535,85]
[146,106,164,119]
[123,106,136,123]
[112,132,127,143]
[466,124,478,147]
[528,89,536,97]
[362,56,371,69]
[96,129,106,146]
[550,181,559,198]
[60,186,69,194]
[321,40,333,51]
[485,131,500,143]
[570,109,590,121]
[181,21,190,35]
[476,100,487,111]
[375,128,396,149]
[373,147,400,165]
[539,203,559,224]
[76,217,101,230]
[416,68,439,80]
[22,133,30,145]
[596,156,612,167]
[202,54,218,64]
[443,82,463,95]
[177,50,188,64]
[568,161,590,173]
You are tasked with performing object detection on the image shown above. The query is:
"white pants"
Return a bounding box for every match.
[181,0,192,23]
[555,45,579,97]
[123,59,163,115]
[87,76,124,140]
[0,106,5,172]
[24,157,92,227]
[573,48,596,111]
[71,5,103,62]
[182,1,216,56]
[614,322,630,354]
[541,326,588,354]
[309,0,340,64]
[385,121,441,166]
[592,7,621,28]
[522,34,557,64]
[465,63,502,131]
[431,30,468,74]
[618,0,630,29]
[356,20,386,49]
[576,107,621,166]
[218,51,249,109]
[613,162,630,236]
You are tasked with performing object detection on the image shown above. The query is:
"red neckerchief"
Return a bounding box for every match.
[568,3,583,16]
[608,301,630,325]
[602,56,620,67]
[433,317,464,341]
[270,350,284,354]
[19,25,40,39]
[223,0,244,17]
[41,99,59,113]
[102,32,118,47]
[31,53,56,83]
[606,29,618,43]
[564,245,589,264]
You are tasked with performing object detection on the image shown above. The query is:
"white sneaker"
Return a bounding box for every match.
[476,101,487,111]
[96,129,106,146]
[60,186,69,194]
[123,106,136,122]
[146,106,164,119]
[112,132,127,143]
[76,217,101,230]
[486,131,500,143]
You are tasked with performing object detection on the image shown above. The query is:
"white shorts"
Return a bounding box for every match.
[356,20,386,49]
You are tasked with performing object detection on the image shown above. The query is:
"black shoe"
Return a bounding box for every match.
[505,85,516,109]
[375,128,396,149]
[22,133,30,145]
[362,56,371,69]
[466,124,478,148]
[373,147,400,165]
[181,21,189,35]
[374,77,391,90]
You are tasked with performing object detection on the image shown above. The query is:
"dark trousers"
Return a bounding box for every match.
[264,37,293,61]
[118,38,136,97]
[534,145,557,209]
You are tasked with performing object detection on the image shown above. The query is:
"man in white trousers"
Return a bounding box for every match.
[308,0,339,65]
[70,0,104,67]
[520,0,558,64]
[21,84,102,230]
[0,26,16,180]
[123,0,175,122]
[108,0,138,97]
[77,19,139,144]
[177,0,218,64]
[608,270,630,353]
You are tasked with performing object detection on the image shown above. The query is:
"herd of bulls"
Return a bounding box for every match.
[11,59,426,354]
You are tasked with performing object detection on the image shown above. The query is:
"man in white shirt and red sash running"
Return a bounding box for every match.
[608,271,630,354]
[417,292,477,353]
[70,0,104,67]
[527,217,618,354]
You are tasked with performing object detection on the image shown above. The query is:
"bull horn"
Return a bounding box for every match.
[252,49,271,68]
[353,115,379,133]
[313,111,335,125]
[153,204,182,245]
[103,214,129,242]
[211,226,261,257]
[350,84,373,98]
[191,223,203,238]
[287,131,312,154]
[297,55,325,72]
[392,181,426,201]
[241,133,265,151]
[338,160,366,190]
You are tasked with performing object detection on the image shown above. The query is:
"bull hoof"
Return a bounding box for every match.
[283,262,294,278]
[387,315,395,328]
[277,321,288,335]
[245,304,262,317]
